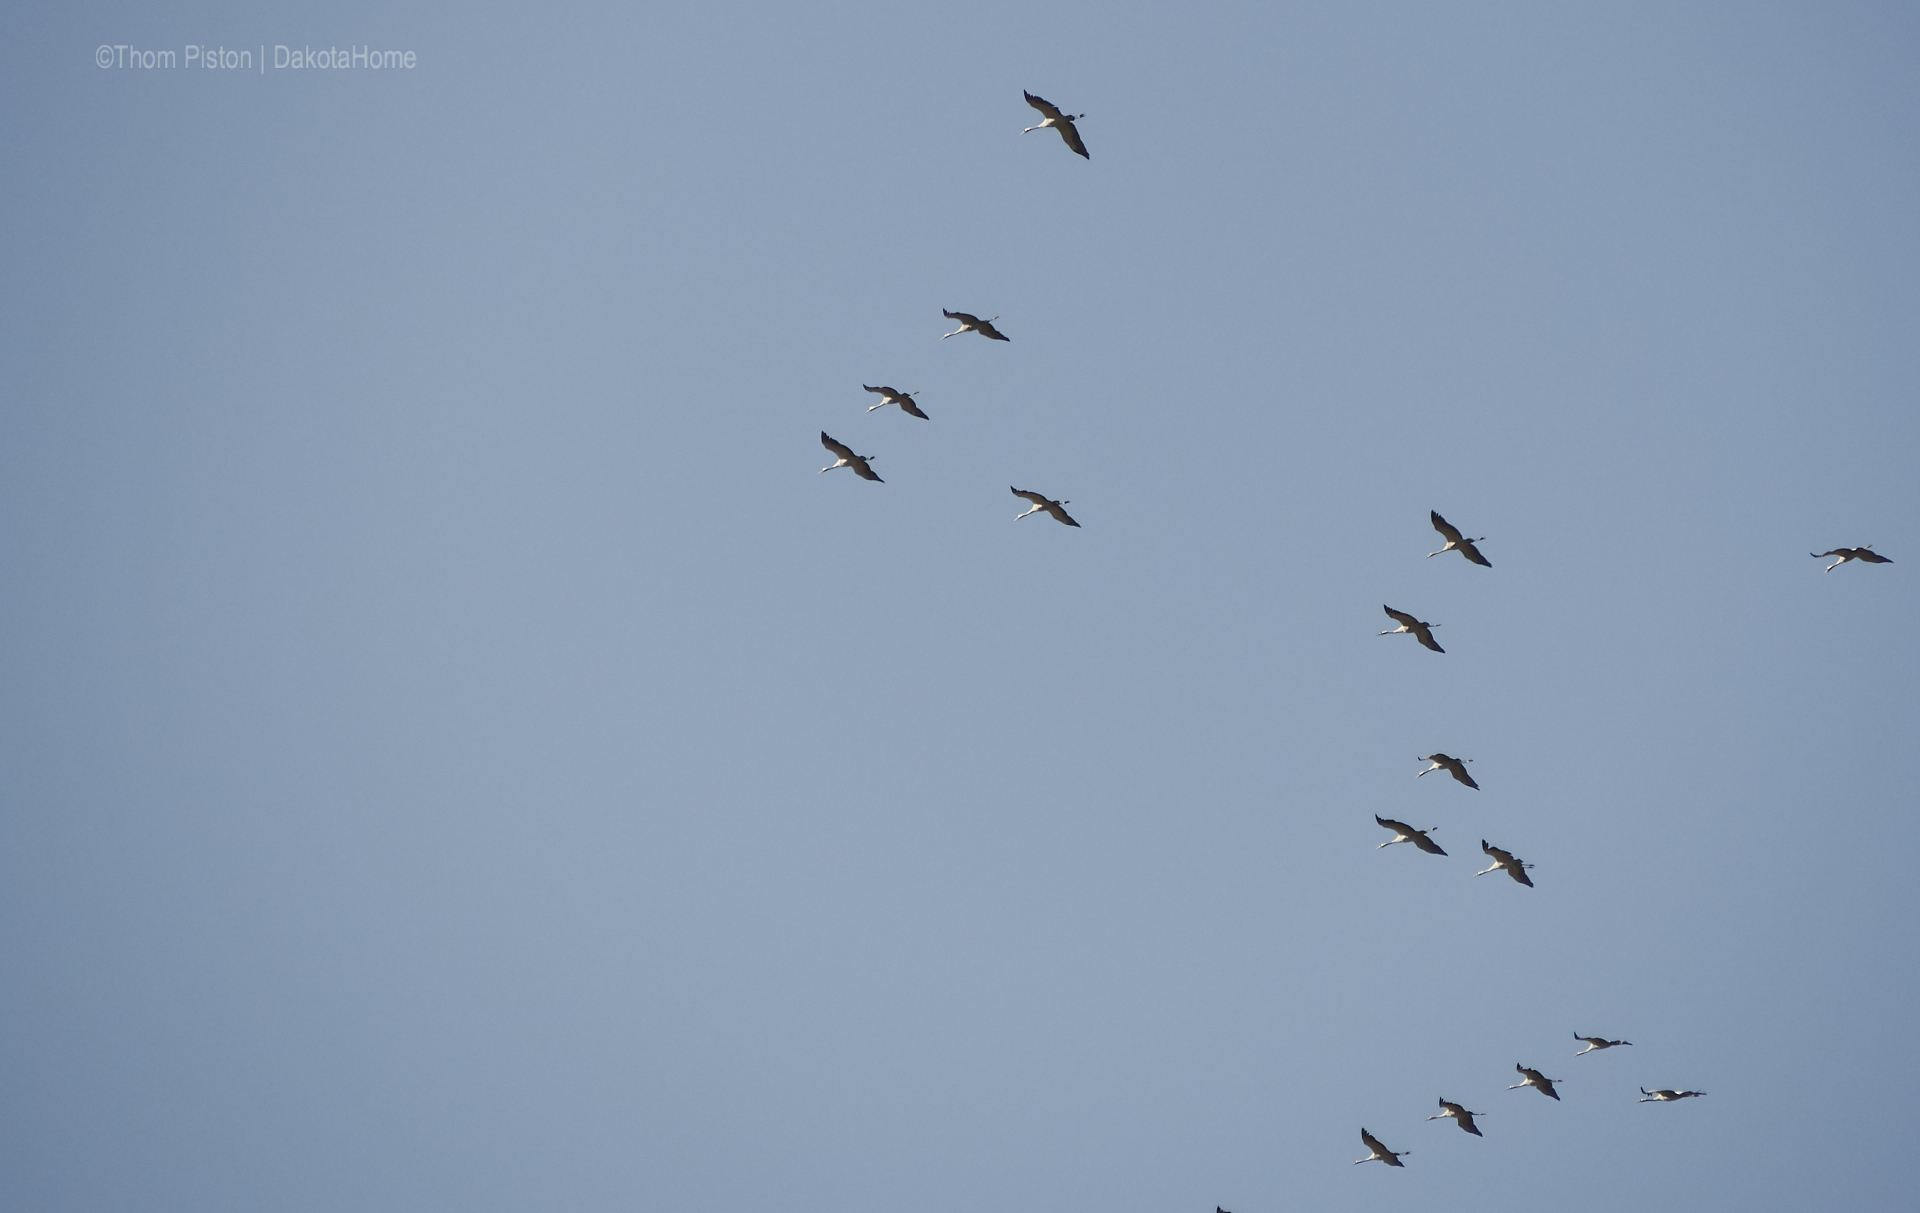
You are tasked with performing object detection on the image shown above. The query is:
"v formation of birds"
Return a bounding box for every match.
[817,90,1893,1181]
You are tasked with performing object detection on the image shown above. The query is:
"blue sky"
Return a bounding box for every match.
[2,3,1915,1210]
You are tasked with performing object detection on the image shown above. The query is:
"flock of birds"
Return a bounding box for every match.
[1353,518,1889,1169]
[1349,509,1753,1171]
[817,94,1088,526]
[814,90,1896,1180]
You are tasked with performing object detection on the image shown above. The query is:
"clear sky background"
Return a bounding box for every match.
[2,3,1915,1210]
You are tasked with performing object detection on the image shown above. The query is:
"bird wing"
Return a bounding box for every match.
[1359,1128,1387,1155]
[1046,502,1081,527]
[863,385,889,397]
[1538,1078,1559,1098]
[1024,91,1065,120]
[1375,815,1414,835]
[1412,833,1447,856]
[1055,119,1090,159]
[849,457,882,482]
[1011,487,1050,505]
[1457,1110,1482,1135]
[1430,511,1463,543]
[820,432,854,459]
[1858,550,1893,563]
[974,318,1011,341]
[1383,605,1417,626]
[1575,1034,1599,1045]
[900,399,930,419]
[1413,624,1444,653]
[1483,842,1514,863]
[1509,864,1534,887]
[1811,550,1844,558]
[943,309,979,325]
[1447,761,1479,789]
[1457,539,1493,567]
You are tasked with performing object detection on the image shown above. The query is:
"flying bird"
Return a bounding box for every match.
[819,432,882,481]
[1021,91,1089,158]
[1639,1088,1705,1102]
[863,385,928,419]
[1417,754,1478,789]
[1575,1034,1632,1055]
[1811,546,1892,572]
[1011,487,1080,527]
[1476,841,1534,887]
[1354,1128,1407,1167]
[1509,1066,1561,1101]
[1428,511,1492,566]
[1427,1098,1484,1136]
[941,310,1010,341]
[1380,606,1443,652]
[1374,815,1446,856]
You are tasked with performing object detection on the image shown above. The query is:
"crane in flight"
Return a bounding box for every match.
[1811,546,1892,572]
[1011,487,1080,527]
[1638,1088,1705,1102]
[1428,511,1492,566]
[941,310,1010,341]
[1476,841,1534,887]
[1575,1033,1632,1055]
[1374,815,1446,855]
[1021,91,1089,158]
[1417,754,1477,789]
[1427,1098,1484,1136]
[1509,1066,1562,1101]
[819,433,882,481]
[1354,1128,1407,1167]
[1380,606,1443,652]
[863,385,928,419]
